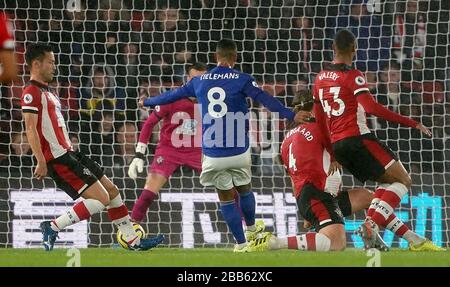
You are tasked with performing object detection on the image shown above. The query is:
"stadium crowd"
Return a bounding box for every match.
[0,0,448,178]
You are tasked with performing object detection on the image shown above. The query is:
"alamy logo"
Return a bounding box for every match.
[367,0,382,13]
[366,248,381,267]
[66,0,81,12]
[66,248,81,267]
[167,103,281,152]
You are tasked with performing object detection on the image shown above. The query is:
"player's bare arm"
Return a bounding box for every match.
[416,123,432,137]
[23,112,47,180]
[328,161,341,176]
[0,49,17,83]
[293,110,312,124]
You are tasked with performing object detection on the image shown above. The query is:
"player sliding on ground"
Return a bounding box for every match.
[140,39,305,252]
[129,63,206,223]
[21,43,164,251]
[248,90,443,252]
[312,29,444,251]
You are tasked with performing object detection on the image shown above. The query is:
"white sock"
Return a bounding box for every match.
[272,233,331,251]
[107,194,140,246]
[108,194,124,209]
[246,224,256,232]
[268,236,287,250]
[403,230,425,245]
[236,242,248,249]
[51,199,105,231]
[268,233,331,251]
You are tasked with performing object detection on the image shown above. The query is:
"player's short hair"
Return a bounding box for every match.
[292,90,314,113]
[287,89,314,130]
[216,39,237,61]
[25,43,53,67]
[333,29,356,53]
[186,62,208,74]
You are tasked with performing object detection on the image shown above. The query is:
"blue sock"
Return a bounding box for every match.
[220,200,246,244]
[239,191,256,227]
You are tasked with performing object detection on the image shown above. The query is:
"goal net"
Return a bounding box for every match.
[0,0,448,249]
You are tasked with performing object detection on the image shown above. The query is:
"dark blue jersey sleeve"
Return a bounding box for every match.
[143,78,196,107]
[243,77,295,120]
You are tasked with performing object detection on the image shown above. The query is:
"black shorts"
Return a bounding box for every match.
[333,133,398,183]
[336,189,352,218]
[47,151,104,200]
[297,184,344,231]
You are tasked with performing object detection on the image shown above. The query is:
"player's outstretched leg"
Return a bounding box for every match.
[357,161,411,249]
[249,232,332,252]
[217,188,249,252]
[340,188,442,251]
[131,173,168,223]
[100,176,164,251]
[235,184,264,241]
[41,181,110,251]
[249,223,346,252]
[383,213,445,251]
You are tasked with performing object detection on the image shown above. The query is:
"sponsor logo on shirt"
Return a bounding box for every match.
[83,168,91,176]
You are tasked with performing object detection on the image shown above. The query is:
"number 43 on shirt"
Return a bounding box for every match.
[318,87,345,118]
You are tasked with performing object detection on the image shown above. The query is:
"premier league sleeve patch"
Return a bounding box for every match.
[23,93,33,104]
[355,76,366,86]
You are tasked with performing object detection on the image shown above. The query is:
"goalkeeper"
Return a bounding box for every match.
[129,63,207,223]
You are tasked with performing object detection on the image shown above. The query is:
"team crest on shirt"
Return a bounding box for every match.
[23,94,33,104]
[83,168,91,176]
[355,76,366,86]
[156,156,164,164]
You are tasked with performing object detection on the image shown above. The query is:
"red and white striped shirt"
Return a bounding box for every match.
[21,80,73,161]
[313,64,417,143]
[280,121,334,198]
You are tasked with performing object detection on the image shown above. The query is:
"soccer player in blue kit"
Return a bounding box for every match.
[139,39,305,252]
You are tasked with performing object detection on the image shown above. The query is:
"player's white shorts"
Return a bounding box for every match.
[200,147,252,190]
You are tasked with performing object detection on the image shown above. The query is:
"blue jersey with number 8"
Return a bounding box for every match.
[144,66,294,157]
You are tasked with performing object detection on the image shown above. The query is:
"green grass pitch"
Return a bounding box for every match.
[0,248,448,267]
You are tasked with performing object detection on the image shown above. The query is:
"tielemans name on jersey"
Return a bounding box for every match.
[200,73,240,80]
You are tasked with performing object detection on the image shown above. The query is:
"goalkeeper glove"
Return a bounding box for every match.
[128,142,147,179]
